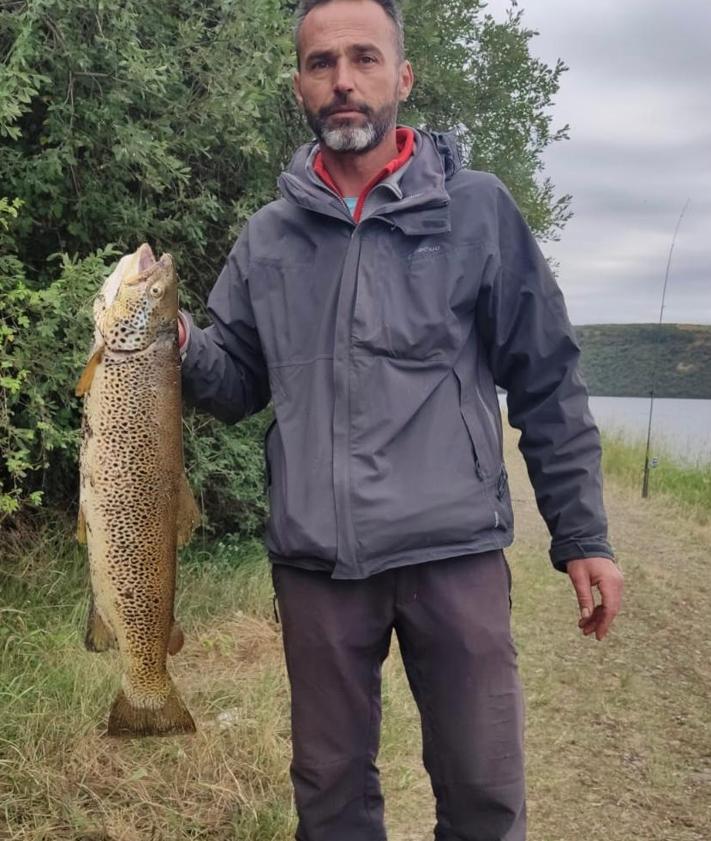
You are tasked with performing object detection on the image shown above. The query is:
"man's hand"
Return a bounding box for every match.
[177,313,187,350]
[566,556,624,641]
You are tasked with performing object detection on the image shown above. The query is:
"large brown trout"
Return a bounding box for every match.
[76,243,199,738]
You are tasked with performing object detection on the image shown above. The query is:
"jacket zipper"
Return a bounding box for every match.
[331,226,364,571]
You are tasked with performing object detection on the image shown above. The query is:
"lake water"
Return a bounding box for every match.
[498,394,711,466]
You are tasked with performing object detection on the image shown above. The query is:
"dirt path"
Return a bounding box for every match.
[384,425,711,841]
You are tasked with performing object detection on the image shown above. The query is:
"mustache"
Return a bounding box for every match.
[319,100,373,119]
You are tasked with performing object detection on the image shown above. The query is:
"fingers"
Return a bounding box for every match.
[594,568,624,640]
[567,561,595,622]
[177,313,187,349]
[578,604,604,637]
[567,557,624,642]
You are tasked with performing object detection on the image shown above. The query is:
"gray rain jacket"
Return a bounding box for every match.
[181,128,614,579]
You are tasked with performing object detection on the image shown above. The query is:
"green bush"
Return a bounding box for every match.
[0,0,298,294]
[183,409,273,539]
[0,198,118,518]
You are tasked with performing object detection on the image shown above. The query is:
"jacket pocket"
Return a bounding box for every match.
[263,416,277,494]
[493,463,513,531]
[453,366,486,481]
[496,463,509,501]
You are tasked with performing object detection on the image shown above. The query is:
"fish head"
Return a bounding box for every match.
[97,244,179,353]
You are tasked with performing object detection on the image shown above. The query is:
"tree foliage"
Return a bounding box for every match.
[1,0,299,295]
[1,0,570,530]
[401,0,571,237]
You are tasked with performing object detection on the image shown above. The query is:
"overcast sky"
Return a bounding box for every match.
[488,0,711,325]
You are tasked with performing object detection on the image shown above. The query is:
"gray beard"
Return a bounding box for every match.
[321,124,377,152]
[305,97,399,155]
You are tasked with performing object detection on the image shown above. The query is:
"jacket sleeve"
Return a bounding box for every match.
[476,179,615,572]
[180,227,271,424]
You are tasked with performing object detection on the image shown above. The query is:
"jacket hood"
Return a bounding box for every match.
[278,128,463,230]
[284,127,462,183]
[284,129,462,182]
[429,129,463,179]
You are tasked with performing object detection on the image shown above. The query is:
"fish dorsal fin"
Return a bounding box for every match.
[176,473,201,547]
[75,346,104,397]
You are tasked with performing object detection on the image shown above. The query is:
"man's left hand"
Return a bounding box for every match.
[566,556,624,641]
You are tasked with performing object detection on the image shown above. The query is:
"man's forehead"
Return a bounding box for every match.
[299,0,396,55]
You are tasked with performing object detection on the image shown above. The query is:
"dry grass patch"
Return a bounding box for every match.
[2,609,295,840]
[1,534,297,841]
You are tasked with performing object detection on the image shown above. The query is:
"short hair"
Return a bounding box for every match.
[294,0,405,64]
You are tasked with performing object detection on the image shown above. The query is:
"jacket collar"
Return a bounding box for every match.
[277,128,462,235]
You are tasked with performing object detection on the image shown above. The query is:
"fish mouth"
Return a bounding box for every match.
[139,243,155,272]
[125,244,161,286]
[99,243,158,310]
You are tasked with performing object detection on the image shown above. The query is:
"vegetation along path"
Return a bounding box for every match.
[1,423,710,840]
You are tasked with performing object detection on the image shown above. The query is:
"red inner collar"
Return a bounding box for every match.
[313,127,415,223]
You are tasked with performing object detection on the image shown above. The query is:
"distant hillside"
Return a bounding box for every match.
[575,324,711,399]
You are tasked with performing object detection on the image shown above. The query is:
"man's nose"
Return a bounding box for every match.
[333,60,355,95]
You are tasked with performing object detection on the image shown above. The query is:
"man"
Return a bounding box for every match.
[178,0,624,838]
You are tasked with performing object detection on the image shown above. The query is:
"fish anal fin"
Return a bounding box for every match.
[168,621,185,656]
[107,678,196,738]
[85,598,116,653]
[75,347,104,397]
[76,505,87,544]
[176,473,200,547]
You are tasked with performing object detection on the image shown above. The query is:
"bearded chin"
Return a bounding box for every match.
[321,124,377,152]
[307,99,399,154]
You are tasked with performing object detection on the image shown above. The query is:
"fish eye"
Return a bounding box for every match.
[149,284,163,299]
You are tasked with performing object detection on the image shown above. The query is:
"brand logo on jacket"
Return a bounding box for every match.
[412,244,442,258]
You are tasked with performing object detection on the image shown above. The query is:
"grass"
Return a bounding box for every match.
[601,430,711,524]
[1,433,710,840]
[0,519,295,841]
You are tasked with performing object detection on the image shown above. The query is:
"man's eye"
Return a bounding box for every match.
[360,56,376,64]
[312,60,330,69]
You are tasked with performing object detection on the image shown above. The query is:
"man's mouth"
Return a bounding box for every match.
[326,107,367,118]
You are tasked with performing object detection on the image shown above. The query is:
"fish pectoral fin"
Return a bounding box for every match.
[75,346,104,397]
[176,473,201,547]
[107,676,196,738]
[168,621,185,656]
[76,505,87,544]
[85,597,117,653]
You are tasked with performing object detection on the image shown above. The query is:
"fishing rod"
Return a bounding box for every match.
[641,198,691,499]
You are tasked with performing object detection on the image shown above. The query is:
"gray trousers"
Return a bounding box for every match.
[272,550,526,841]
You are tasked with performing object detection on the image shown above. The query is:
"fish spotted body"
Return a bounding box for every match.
[76,244,199,738]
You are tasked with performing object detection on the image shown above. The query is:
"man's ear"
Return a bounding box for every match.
[398,60,414,103]
[293,71,304,109]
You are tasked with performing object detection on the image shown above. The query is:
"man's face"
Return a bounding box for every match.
[294,0,414,153]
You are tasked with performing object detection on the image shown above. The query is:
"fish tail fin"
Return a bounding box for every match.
[107,677,196,738]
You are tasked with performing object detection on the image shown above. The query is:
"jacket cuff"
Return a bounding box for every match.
[549,538,616,573]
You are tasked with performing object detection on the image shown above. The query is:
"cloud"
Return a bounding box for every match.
[488,0,711,325]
